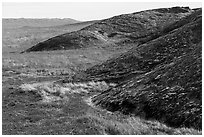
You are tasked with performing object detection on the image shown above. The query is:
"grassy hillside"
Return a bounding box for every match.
[24,7,192,52]
[84,9,201,82]
[2,20,97,53]
[89,9,202,130]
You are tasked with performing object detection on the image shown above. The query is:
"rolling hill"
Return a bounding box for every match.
[86,9,202,130]
[2,20,97,53]
[2,18,80,29]
[24,7,192,52]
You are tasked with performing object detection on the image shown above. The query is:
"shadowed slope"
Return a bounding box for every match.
[24,7,192,52]
[89,9,202,130]
[84,9,201,82]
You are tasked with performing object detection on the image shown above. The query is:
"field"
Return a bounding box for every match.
[2,19,201,135]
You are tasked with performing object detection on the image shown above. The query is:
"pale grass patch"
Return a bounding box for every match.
[19,82,62,103]
[19,80,115,103]
[19,83,38,91]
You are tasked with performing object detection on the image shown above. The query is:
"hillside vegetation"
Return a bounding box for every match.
[85,9,202,130]
[24,7,192,52]
[3,20,97,53]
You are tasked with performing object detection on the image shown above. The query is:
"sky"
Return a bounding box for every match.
[2,2,202,21]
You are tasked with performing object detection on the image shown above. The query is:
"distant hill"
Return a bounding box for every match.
[24,7,192,52]
[85,9,201,130]
[2,18,80,29]
[2,20,97,53]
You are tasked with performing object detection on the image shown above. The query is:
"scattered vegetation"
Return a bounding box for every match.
[2,79,201,135]
[91,9,202,130]
[24,7,192,52]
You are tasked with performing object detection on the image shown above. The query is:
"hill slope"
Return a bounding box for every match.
[83,9,201,82]
[86,9,202,130]
[24,7,192,52]
[2,18,80,29]
[2,20,97,53]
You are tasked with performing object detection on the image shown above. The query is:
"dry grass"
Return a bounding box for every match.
[19,80,113,103]
[4,78,201,135]
[2,47,125,80]
[76,112,202,135]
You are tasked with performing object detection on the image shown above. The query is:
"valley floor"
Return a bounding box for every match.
[2,65,201,135]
